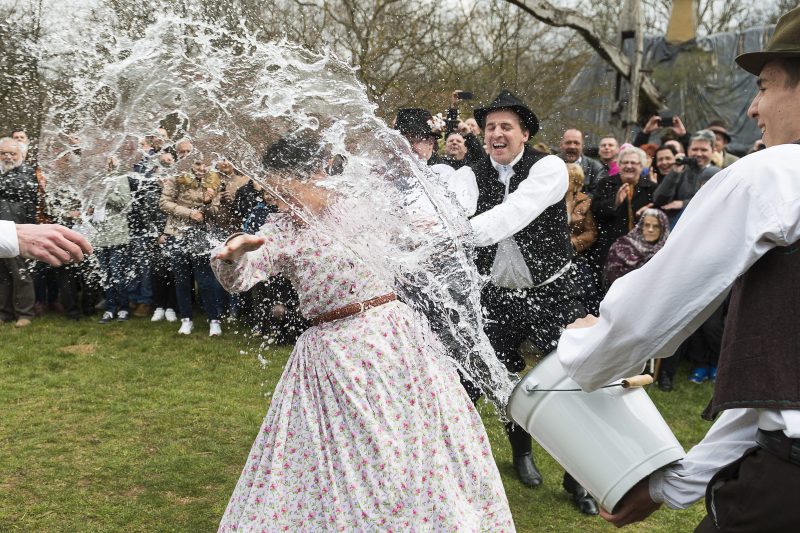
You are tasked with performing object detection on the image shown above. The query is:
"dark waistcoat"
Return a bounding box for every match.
[709,242,800,416]
[471,146,573,286]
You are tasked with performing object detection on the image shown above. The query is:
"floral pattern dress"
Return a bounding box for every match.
[212,213,514,532]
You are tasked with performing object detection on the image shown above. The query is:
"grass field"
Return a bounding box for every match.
[0,315,713,532]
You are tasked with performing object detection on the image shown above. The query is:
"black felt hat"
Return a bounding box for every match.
[394,108,441,139]
[736,7,800,75]
[473,90,539,136]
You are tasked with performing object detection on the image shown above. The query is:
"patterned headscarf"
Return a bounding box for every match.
[603,208,670,287]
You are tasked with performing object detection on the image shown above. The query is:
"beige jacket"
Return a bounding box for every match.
[159,173,220,237]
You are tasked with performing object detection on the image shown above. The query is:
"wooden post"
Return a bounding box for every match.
[620,0,644,141]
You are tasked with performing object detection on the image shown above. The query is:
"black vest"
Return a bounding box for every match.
[709,242,800,416]
[471,146,573,286]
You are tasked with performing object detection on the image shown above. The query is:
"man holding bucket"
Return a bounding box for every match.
[556,7,800,530]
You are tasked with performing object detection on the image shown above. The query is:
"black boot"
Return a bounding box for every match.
[563,472,599,515]
[506,423,542,488]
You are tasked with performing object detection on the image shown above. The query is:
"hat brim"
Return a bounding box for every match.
[708,127,732,143]
[735,50,800,76]
[474,105,539,137]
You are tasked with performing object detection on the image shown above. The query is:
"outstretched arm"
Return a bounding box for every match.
[5,222,93,266]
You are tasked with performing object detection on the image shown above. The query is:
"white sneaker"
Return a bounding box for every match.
[209,320,222,337]
[117,310,129,321]
[165,308,177,322]
[151,308,166,322]
[178,318,193,335]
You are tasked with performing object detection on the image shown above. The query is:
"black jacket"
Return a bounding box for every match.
[0,164,37,224]
[591,174,657,268]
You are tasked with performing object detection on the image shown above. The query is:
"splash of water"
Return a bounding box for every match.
[38,14,518,410]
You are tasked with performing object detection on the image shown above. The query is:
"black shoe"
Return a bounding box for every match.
[506,422,543,487]
[658,374,674,392]
[513,453,543,488]
[563,473,599,515]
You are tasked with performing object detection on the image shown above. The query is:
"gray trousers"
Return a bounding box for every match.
[0,257,35,320]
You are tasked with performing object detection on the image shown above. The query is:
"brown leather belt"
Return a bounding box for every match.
[311,293,397,326]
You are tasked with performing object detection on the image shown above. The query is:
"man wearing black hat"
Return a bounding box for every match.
[454,90,598,515]
[557,6,800,530]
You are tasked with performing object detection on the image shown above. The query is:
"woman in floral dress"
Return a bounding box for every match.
[211,138,514,532]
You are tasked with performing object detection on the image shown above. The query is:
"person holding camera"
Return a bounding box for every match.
[445,90,485,164]
[652,129,721,228]
[635,112,690,151]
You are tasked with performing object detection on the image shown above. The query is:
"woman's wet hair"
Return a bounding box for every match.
[261,135,327,178]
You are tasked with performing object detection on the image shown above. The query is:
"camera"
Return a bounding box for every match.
[676,155,699,169]
[455,91,474,100]
[657,111,675,127]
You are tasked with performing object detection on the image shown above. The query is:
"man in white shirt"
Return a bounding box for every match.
[456,91,598,515]
[556,7,800,530]
[0,221,92,266]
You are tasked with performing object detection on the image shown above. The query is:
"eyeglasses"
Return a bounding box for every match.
[0,151,18,157]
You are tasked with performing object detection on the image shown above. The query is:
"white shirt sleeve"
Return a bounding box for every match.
[469,155,568,247]
[0,220,20,258]
[557,145,800,392]
[649,408,759,509]
[436,164,478,215]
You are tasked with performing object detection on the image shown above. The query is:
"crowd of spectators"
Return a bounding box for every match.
[390,93,764,393]
[0,128,306,341]
[0,100,762,388]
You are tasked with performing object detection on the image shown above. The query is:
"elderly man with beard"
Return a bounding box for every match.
[558,7,800,530]
[453,90,599,515]
[559,128,604,197]
[0,138,38,326]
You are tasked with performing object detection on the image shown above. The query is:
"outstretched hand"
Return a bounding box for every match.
[214,234,265,262]
[16,223,93,267]
[600,477,661,528]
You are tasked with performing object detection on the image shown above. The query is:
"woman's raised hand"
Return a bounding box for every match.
[215,234,266,262]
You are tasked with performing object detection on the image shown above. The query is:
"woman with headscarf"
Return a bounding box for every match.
[603,208,669,289]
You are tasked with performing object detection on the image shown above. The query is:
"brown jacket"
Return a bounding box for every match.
[159,172,220,237]
[566,191,597,254]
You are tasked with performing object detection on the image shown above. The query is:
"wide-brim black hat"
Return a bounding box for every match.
[394,108,441,139]
[473,90,539,136]
[736,7,800,75]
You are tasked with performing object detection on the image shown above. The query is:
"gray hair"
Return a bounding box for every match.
[690,129,716,148]
[616,146,648,167]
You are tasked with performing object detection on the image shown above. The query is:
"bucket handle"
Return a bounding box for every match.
[524,374,654,393]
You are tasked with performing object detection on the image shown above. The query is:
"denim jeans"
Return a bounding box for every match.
[169,239,222,321]
[126,233,154,305]
[96,245,130,313]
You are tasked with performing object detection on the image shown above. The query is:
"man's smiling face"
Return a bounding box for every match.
[484,110,529,165]
[748,60,800,147]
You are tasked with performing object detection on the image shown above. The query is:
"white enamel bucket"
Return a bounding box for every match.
[506,352,685,512]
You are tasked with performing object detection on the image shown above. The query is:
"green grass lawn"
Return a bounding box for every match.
[0,315,712,532]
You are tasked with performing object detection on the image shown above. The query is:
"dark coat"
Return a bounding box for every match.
[579,156,605,197]
[0,164,38,224]
[589,174,657,276]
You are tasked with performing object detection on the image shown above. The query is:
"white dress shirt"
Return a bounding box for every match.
[452,150,568,246]
[555,144,800,508]
[0,220,19,258]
